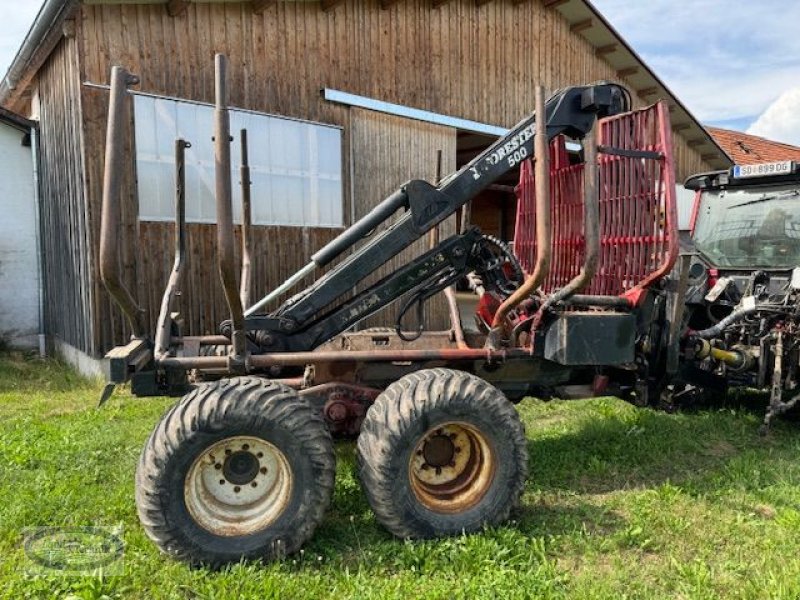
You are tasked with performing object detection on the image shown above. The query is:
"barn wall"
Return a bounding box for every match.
[350,108,457,330]
[37,36,95,355]
[76,0,716,353]
[0,124,38,348]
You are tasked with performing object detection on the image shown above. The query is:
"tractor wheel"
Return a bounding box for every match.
[357,368,527,539]
[135,377,335,567]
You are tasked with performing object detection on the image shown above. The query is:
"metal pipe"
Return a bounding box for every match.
[100,65,146,338]
[532,124,600,325]
[561,294,631,308]
[487,86,551,349]
[214,54,246,358]
[158,346,529,371]
[155,139,190,358]
[30,126,46,356]
[239,128,253,309]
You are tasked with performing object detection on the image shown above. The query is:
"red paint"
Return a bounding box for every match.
[513,102,678,306]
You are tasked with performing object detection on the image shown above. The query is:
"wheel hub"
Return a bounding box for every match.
[422,433,456,468]
[223,451,260,485]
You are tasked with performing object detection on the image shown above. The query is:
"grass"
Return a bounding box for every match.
[2,351,800,598]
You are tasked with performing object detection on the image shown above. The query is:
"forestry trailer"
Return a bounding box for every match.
[101,55,683,566]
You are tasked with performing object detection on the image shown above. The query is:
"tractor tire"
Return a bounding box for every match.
[357,368,527,539]
[135,377,335,567]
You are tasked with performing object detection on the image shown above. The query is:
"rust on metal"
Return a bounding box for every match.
[239,128,253,309]
[213,54,246,358]
[158,346,519,371]
[100,65,145,338]
[532,124,599,328]
[184,435,293,537]
[155,138,191,358]
[408,422,496,513]
[487,85,551,345]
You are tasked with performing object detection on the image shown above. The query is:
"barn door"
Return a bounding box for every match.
[349,108,457,331]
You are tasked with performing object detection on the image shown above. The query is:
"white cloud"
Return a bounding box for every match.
[0,2,45,80]
[592,0,800,128]
[746,88,800,146]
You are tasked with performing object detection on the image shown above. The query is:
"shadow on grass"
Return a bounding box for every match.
[0,350,95,394]
[524,399,794,496]
[306,398,800,566]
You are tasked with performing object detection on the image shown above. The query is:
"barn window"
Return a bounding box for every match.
[133,94,343,227]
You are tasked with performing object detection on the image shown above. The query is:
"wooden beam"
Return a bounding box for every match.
[570,18,593,33]
[636,86,658,97]
[543,0,569,7]
[686,139,706,148]
[672,123,691,132]
[595,43,618,56]
[167,0,190,17]
[432,0,452,6]
[616,66,638,78]
[381,0,403,7]
[252,0,275,14]
[701,153,720,162]
[321,0,345,11]
[476,0,494,5]
[62,18,76,39]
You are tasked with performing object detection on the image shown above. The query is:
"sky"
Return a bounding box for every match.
[2,1,800,145]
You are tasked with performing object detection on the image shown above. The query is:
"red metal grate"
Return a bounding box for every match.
[513,101,678,304]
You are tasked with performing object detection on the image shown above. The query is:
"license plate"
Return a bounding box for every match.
[733,160,794,179]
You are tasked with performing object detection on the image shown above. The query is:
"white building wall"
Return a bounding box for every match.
[0,123,39,348]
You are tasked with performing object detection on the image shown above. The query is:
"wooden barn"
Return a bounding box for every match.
[0,0,731,367]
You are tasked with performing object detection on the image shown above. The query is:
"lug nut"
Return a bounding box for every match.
[219,479,225,485]
[215,463,222,470]
[260,467,268,474]
[251,482,258,488]
[225,449,232,455]
[257,452,263,458]
[242,444,249,451]
[234,486,241,493]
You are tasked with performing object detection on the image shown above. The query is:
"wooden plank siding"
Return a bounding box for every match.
[350,108,456,330]
[37,35,96,355]
[65,0,715,354]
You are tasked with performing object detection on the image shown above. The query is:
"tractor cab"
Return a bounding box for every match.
[683,162,800,322]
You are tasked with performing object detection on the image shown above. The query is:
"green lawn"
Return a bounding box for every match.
[2,351,800,599]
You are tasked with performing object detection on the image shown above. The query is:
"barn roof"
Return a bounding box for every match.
[706,126,800,165]
[0,0,731,169]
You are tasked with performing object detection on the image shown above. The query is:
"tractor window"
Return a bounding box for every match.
[133,94,344,228]
[693,186,800,268]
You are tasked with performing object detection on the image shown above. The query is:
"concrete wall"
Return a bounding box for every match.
[0,123,39,348]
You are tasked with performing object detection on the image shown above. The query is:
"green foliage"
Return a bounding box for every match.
[3,351,800,598]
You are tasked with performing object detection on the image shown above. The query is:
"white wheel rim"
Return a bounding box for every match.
[184,435,293,537]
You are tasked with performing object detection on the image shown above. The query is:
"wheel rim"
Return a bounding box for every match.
[408,422,495,514]
[184,436,293,537]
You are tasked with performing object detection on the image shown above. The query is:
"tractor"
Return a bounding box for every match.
[101,55,682,565]
[671,162,800,431]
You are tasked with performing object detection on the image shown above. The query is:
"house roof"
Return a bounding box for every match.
[0,0,731,169]
[706,126,800,165]
[0,105,34,133]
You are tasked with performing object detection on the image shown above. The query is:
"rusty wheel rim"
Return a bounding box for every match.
[184,436,293,537]
[408,422,495,514]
